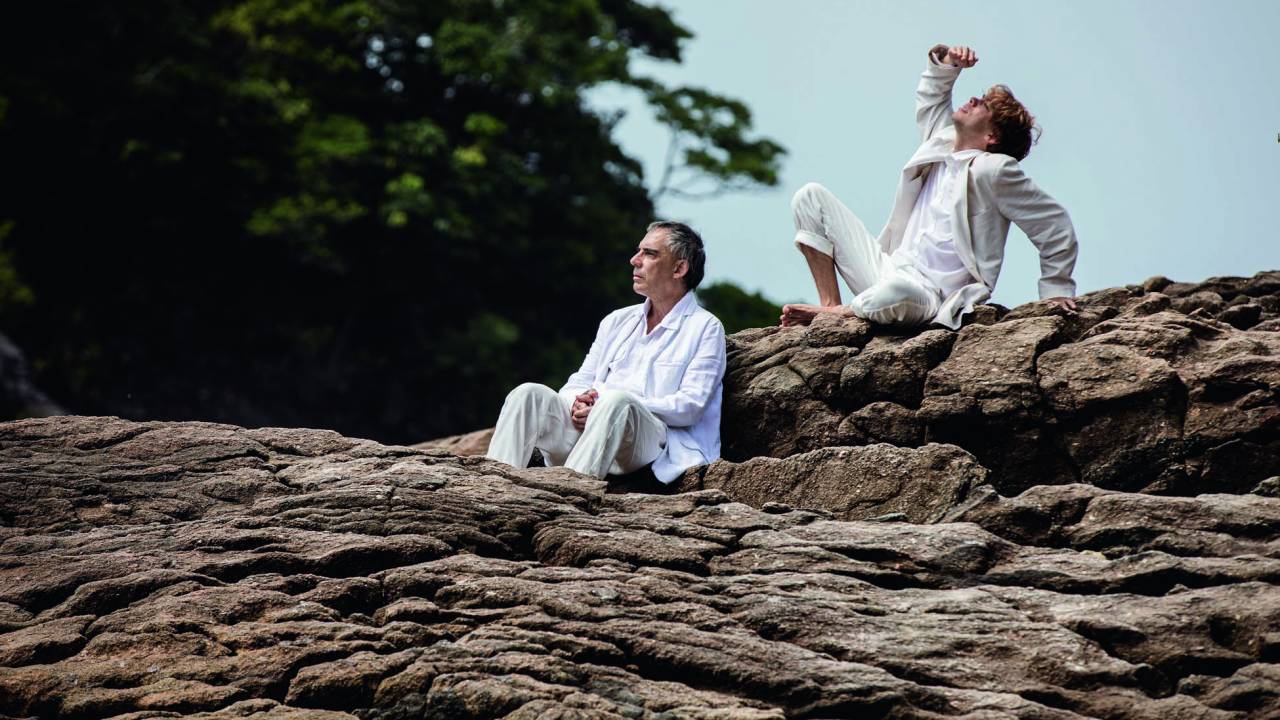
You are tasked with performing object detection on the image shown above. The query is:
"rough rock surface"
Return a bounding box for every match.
[679,443,988,523]
[3,415,1279,718]
[722,272,1280,497]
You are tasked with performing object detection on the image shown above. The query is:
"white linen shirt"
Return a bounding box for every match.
[891,149,982,299]
[559,291,726,483]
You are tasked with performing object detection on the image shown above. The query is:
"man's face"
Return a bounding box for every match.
[630,229,685,299]
[953,93,995,137]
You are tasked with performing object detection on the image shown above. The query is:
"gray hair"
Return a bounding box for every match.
[647,220,705,291]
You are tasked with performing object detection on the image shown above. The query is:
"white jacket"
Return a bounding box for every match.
[878,51,1080,328]
[559,292,725,483]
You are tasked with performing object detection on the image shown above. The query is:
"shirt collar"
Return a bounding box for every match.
[640,290,698,331]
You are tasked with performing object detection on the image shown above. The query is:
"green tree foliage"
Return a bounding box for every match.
[645,85,786,200]
[696,281,783,335]
[0,0,784,441]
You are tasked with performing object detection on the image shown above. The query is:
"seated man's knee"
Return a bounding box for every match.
[791,182,830,213]
[591,388,638,417]
[506,382,554,406]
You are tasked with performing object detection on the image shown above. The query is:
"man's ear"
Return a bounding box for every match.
[985,129,1000,152]
[673,258,688,280]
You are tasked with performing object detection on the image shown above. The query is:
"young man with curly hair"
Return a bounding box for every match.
[782,44,1079,329]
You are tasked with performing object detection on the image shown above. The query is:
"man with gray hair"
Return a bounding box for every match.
[486,221,726,483]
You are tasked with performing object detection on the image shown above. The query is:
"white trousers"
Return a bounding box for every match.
[791,182,941,325]
[485,383,667,479]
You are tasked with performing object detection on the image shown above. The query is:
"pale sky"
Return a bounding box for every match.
[591,0,1280,307]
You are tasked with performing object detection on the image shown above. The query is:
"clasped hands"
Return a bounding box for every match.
[571,389,599,431]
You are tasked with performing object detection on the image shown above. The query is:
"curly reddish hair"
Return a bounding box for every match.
[984,85,1040,161]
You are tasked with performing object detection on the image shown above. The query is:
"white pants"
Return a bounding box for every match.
[791,182,941,325]
[485,383,667,479]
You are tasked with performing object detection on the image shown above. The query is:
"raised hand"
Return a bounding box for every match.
[942,45,979,69]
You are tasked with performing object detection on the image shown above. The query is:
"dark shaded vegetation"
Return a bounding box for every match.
[0,0,783,442]
[697,282,783,334]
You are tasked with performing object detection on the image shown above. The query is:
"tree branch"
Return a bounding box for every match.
[650,127,681,200]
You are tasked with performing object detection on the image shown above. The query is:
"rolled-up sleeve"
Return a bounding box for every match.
[641,318,726,428]
[991,159,1079,299]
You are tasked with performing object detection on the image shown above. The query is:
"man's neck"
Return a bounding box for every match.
[646,291,686,333]
[952,130,988,154]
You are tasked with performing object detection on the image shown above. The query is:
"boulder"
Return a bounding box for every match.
[718,271,1280,497]
[680,443,988,523]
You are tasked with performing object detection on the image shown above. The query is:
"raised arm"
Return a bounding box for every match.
[917,44,978,141]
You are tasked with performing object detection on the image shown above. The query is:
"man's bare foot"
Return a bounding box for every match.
[780,303,854,327]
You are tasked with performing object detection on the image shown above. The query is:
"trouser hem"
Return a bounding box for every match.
[794,229,834,256]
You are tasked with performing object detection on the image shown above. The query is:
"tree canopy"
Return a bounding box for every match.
[0,0,784,442]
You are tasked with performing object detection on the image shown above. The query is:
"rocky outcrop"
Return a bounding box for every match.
[7,272,1277,717]
[2,415,1279,718]
[721,272,1280,498]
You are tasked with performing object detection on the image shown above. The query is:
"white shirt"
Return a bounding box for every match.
[891,149,981,299]
[560,291,726,483]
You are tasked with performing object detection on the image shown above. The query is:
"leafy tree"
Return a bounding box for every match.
[0,0,785,442]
